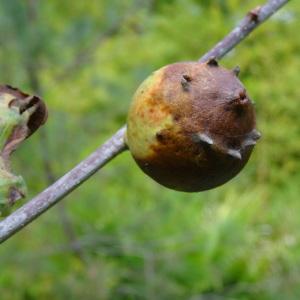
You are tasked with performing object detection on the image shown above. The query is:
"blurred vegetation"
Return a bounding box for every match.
[0,0,299,299]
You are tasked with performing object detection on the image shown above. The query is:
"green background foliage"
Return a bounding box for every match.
[0,0,300,299]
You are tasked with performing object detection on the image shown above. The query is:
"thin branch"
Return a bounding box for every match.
[0,126,127,243]
[0,0,290,244]
[199,0,290,63]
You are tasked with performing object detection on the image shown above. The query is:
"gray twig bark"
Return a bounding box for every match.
[0,126,127,243]
[199,0,289,62]
[0,0,290,244]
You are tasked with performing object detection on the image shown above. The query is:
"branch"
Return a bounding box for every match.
[0,0,290,244]
[0,126,127,243]
[199,0,290,63]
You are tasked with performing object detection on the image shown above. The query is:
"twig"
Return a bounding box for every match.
[199,0,290,62]
[0,0,290,244]
[0,126,127,243]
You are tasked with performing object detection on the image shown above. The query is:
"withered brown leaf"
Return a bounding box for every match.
[0,85,47,215]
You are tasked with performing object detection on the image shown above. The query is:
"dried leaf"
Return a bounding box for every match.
[0,85,47,216]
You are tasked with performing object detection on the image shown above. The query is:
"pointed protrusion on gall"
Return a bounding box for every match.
[206,58,218,67]
[243,139,256,147]
[232,66,240,76]
[181,74,192,91]
[227,149,242,160]
[250,129,261,141]
[228,90,249,108]
[193,133,214,145]
[239,90,246,99]
[242,129,261,148]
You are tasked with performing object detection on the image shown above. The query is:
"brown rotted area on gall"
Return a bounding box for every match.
[136,126,253,192]
[160,62,256,137]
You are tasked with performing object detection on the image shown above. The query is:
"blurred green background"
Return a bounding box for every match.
[0,0,299,299]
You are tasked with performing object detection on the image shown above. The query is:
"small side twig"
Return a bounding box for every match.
[0,0,290,244]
